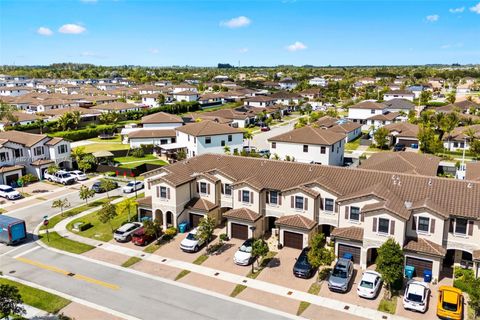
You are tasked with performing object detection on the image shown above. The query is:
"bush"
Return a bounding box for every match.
[104,171,116,177]
[163,227,177,240]
[131,148,144,158]
[49,124,118,141]
[78,222,93,231]
[206,242,223,255]
[219,233,229,241]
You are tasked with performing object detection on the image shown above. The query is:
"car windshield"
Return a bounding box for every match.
[239,245,252,253]
[360,281,374,289]
[332,267,347,278]
[442,301,458,312]
[2,187,14,192]
[127,182,135,187]
[186,233,197,240]
[115,230,124,234]
[407,293,423,302]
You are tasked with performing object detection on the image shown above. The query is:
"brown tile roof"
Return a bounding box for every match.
[91,102,139,111]
[410,198,449,219]
[367,112,401,121]
[268,126,345,145]
[0,165,24,173]
[128,129,176,139]
[41,106,101,117]
[331,227,364,242]
[329,122,362,133]
[136,196,152,209]
[466,162,480,181]
[446,125,480,142]
[0,130,48,147]
[350,101,386,110]
[404,237,446,257]
[276,214,316,230]
[31,159,54,166]
[223,208,262,222]
[141,112,183,124]
[144,154,480,220]
[45,137,64,146]
[175,120,242,137]
[383,122,419,138]
[359,152,441,177]
[185,197,218,212]
[0,111,43,125]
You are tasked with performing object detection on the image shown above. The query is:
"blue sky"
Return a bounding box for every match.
[1,0,479,66]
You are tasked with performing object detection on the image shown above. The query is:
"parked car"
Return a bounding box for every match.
[293,247,315,279]
[69,170,88,181]
[113,222,142,242]
[0,185,21,200]
[357,270,382,299]
[233,238,254,266]
[393,143,406,152]
[261,126,270,132]
[0,215,27,245]
[403,280,429,313]
[44,170,76,185]
[131,227,155,246]
[91,180,118,193]
[328,258,354,292]
[243,146,257,154]
[123,181,144,193]
[437,286,463,320]
[180,228,204,252]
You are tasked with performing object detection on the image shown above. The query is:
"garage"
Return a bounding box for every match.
[405,257,433,277]
[338,244,361,264]
[231,223,248,240]
[189,213,204,228]
[283,231,303,249]
[397,138,417,148]
[5,173,19,186]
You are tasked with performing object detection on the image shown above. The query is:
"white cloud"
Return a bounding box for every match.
[238,48,249,53]
[449,7,465,13]
[286,41,307,52]
[37,27,53,36]
[470,2,480,14]
[149,48,159,54]
[426,14,439,22]
[220,16,251,28]
[58,24,86,34]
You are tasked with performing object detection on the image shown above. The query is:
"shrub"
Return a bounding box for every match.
[206,242,223,255]
[131,148,144,158]
[49,125,118,141]
[163,227,177,240]
[219,233,229,242]
[78,222,93,231]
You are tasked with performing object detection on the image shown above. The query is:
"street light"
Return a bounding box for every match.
[131,172,138,199]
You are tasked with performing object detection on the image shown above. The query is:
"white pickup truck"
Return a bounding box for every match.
[44,170,76,185]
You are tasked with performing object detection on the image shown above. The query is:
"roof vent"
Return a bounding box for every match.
[428,179,433,187]
[467,183,473,189]
[404,201,412,209]
[309,167,313,172]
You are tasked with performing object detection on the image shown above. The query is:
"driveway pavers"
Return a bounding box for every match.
[302,304,368,320]
[202,238,251,276]
[60,302,123,320]
[154,232,205,263]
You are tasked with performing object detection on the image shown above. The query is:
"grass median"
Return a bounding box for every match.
[0,278,71,313]
[297,282,322,315]
[378,296,397,314]
[39,231,94,254]
[121,256,142,268]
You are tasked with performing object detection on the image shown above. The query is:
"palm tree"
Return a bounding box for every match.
[464,127,477,143]
[243,130,253,149]
[223,145,230,155]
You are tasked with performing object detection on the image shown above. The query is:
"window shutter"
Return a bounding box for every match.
[430,219,435,233]
[345,206,349,219]
[390,220,395,235]
[468,220,474,236]
[304,198,308,211]
[221,184,224,194]
[207,183,210,194]
[361,212,364,222]
[266,191,270,204]
[319,198,324,210]
[196,182,199,193]
[449,219,454,233]
[335,202,339,213]
[167,188,170,199]
[156,186,159,198]
[372,217,377,232]
[412,217,417,231]
[238,190,241,201]
[291,196,294,208]
[250,192,253,204]
[278,193,282,205]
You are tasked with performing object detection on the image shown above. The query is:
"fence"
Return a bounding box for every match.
[96,163,164,176]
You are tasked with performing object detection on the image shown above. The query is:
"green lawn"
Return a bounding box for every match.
[114,154,157,163]
[121,256,142,268]
[345,137,361,151]
[378,296,397,314]
[192,254,209,265]
[78,143,130,154]
[0,278,71,313]
[174,270,191,281]
[88,135,122,143]
[40,196,120,230]
[39,231,94,254]
[66,196,142,242]
[230,284,247,297]
[297,282,322,315]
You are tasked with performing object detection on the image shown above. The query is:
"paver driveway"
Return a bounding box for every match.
[202,238,251,276]
[154,231,205,263]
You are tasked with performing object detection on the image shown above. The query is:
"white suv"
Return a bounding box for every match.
[113,222,142,242]
[403,280,429,313]
[0,185,21,200]
[180,228,205,252]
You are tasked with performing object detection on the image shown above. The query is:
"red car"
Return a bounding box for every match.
[131,228,155,246]
[261,126,270,132]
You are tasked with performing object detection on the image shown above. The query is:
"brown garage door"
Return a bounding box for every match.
[283,231,303,249]
[405,257,433,277]
[398,139,417,147]
[338,244,361,264]
[190,213,204,228]
[231,223,248,240]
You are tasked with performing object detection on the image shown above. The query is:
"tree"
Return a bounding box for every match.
[446,91,456,104]
[469,277,480,318]
[223,145,230,155]
[47,164,60,175]
[0,284,25,318]
[307,233,335,270]
[18,173,36,194]
[243,130,253,149]
[97,202,118,232]
[143,219,162,242]
[78,154,96,172]
[419,91,432,105]
[99,111,119,125]
[373,127,390,149]
[251,239,269,273]
[294,117,308,129]
[117,197,137,222]
[375,238,404,299]
[52,198,71,216]
[100,179,116,199]
[71,146,86,163]
[195,216,216,251]
[470,139,480,160]
[79,185,95,205]
[157,94,165,105]
[177,149,187,161]
[0,101,18,123]
[418,124,443,154]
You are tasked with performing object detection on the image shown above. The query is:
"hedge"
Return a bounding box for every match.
[5,120,59,132]
[49,124,119,141]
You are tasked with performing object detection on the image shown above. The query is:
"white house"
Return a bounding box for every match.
[141,112,184,129]
[128,129,177,148]
[383,90,415,102]
[347,101,388,130]
[278,78,297,90]
[173,91,199,102]
[309,77,328,87]
[175,121,244,158]
[0,87,30,97]
[244,96,276,108]
[268,126,346,166]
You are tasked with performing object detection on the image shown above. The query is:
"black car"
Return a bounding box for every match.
[91,180,118,193]
[393,143,406,152]
[293,247,315,279]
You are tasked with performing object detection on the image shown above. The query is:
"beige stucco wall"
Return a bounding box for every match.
[406,209,446,246]
[338,198,380,229]
[363,211,406,246]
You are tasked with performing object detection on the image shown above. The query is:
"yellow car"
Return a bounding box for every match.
[437,286,463,320]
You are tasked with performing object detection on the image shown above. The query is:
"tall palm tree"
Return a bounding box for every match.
[243,130,253,149]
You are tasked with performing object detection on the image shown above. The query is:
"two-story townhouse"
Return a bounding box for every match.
[173,91,199,102]
[139,154,480,281]
[175,121,243,158]
[268,126,346,166]
[309,77,328,87]
[347,101,388,131]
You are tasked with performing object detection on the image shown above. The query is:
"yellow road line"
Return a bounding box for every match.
[15,257,120,290]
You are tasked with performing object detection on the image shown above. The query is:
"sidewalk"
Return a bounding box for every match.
[50,211,409,320]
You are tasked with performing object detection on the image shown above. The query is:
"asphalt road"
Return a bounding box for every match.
[250,121,296,150]
[0,245,294,320]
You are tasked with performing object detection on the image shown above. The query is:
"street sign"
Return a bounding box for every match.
[43,219,49,226]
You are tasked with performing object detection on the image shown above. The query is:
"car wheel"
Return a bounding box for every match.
[126,235,132,242]
[194,246,199,252]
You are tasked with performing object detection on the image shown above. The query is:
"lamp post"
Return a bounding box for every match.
[131,172,138,199]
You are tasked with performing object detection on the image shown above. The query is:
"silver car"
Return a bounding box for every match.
[328,258,354,292]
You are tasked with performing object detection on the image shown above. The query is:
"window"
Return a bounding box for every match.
[371,109,375,114]
[455,218,468,235]
[271,142,276,149]
[0,152,9,162]
[33,146,44,156]
[199,182,207,194]
[303,145,308,152]
[320,146,326,154]
[57,145,68,154]
[194,137,196,143]
[378,218,390,234]
[242,190,250,203]
[269,191,278,204]
[159,186,167,198]
[221,140,225,147]
[418,217,430,233]
[223,183,232,195]
[350,206,360,221]
[14,149,23,158]
[205,137,211,144]
[160,139,168,145]
[332,146,335,152]
[228,135,232,142]
[325,198,334,212]
[295,196,304,210]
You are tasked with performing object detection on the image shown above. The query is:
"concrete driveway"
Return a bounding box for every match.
[255,247,316,292]
[319,267,384,310]
[202,238,251,276]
